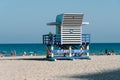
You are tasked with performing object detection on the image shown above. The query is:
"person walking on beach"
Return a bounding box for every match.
[11,50,16,56]
[105,49,108,55]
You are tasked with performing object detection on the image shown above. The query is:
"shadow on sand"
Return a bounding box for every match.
[0,57,47,61]
[66,69,120,80]
[16,58,46,61]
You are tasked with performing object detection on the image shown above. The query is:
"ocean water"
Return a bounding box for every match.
[0,44,46,56]
[0,43,120,56]
[90,43,120,55]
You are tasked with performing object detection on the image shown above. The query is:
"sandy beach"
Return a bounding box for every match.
[0,55,120,80]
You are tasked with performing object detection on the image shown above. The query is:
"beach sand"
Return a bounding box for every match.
[0,55,120,80]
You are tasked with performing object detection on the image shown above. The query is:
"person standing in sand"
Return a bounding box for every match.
[22,52,27,56]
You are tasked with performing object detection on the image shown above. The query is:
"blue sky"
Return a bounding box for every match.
[0,0,120,43]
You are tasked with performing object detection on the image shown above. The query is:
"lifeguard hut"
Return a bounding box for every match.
[43,13,90,61]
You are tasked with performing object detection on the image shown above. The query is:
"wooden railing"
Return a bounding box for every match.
[43,34,90,45]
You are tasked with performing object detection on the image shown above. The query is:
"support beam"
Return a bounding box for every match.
[69,46,72,57]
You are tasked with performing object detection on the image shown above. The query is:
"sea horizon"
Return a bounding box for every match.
[0,42,120,44]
